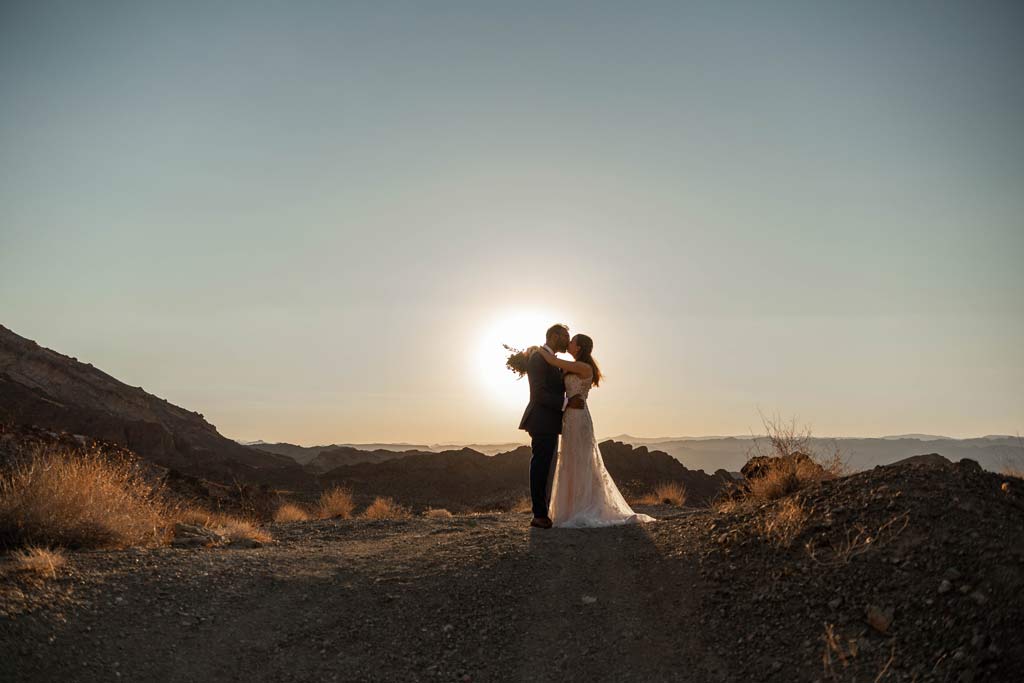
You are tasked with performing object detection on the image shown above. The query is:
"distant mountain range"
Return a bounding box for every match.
[0,325,735,507]
[247,432,1023,475]
[607,435,1022,474]
[3,322,1019,507]
[315,441,733,511]
[239,440,526,461]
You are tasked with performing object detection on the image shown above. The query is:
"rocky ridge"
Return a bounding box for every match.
[0,325,310,487]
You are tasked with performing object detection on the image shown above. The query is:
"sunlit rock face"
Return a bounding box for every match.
[0,324,310,487]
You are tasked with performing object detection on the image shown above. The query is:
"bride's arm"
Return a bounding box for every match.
[535,347,593,378]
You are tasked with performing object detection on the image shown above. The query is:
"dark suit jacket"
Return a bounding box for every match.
[518,349,565,435]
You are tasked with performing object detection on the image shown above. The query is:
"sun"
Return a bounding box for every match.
[475,310,568,409]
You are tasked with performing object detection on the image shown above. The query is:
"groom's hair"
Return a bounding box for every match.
[546,323,569,341]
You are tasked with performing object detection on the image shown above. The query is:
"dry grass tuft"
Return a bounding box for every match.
[362,497,412,520]
[173,507,272,544]
[757,498,808,548]
[748,460,802,501]
[7,546,67,579]
[0,446,168,549]
[637,481,688,506]
[273,502,311,523]
[423,508,453,519]
[317,487,355,519]
[213,515,272,544]
[511,496,532,514]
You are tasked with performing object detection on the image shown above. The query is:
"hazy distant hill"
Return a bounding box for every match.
[243,441,433,465]
[432,442,525,456]
[253,431,1023,476]
[612,435,1023,473]
[248,440,525,462]
[0,324,310,486]
[305,446,431,473]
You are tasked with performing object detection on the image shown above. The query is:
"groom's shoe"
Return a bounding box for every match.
[530,517,552,529]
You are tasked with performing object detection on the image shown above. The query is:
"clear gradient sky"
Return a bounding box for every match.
[2,2,1022,444]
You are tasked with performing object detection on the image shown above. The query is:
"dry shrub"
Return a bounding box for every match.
[511,496,532,513]
[745,413,848,501]
[0,446,168,549]
[317,487,355,519]
[423,508,453,519]
[637,481,688,506]
[214,515,271,544]
[173,507,271,544]
[757,498,808,548]
[714,498,743,515]
[6,546,67,579]
[273,502,311,523]
[362,497,412,520]
[755,413,849,475]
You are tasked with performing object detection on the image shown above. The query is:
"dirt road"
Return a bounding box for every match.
[2,508,735,682]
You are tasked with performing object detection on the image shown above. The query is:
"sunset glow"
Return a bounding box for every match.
[475,310,569,410]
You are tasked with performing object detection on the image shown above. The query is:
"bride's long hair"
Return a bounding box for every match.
[573,334,602,386]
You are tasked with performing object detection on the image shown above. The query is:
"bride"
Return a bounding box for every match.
[535,335,656,528]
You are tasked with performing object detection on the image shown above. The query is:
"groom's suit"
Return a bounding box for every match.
[519,346,566,518]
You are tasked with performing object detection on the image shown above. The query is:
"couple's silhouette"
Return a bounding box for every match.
[519,324,655,529]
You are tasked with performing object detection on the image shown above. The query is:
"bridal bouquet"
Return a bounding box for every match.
[503,344,539,378]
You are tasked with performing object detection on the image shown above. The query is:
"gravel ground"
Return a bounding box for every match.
[3,461,1022,683]
[1,506,731,683]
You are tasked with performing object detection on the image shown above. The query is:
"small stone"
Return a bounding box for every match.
[581,595,597,605]
[938,580,952,594]
[828,597,842,610]
[944,568,962,581]
[969,591,988,606]
[865,604,894,634]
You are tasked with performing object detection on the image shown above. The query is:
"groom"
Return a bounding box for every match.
[518,323,585,529]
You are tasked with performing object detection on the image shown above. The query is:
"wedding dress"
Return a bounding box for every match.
[549,373,656,528]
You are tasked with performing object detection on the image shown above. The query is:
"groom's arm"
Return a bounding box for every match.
[527,352,565,412]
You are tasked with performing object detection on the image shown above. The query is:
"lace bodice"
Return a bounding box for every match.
[564,372,592,401]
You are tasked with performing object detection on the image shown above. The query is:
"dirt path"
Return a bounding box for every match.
[2,508,735,682]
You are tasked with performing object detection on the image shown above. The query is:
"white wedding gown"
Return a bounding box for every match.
[549,373,656,528]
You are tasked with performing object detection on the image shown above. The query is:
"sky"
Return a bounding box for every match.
[1,1,1022,444]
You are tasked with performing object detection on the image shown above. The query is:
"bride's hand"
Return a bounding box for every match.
[536,347,558,365]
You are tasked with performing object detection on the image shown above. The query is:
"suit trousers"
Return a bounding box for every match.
[529,432,559,518]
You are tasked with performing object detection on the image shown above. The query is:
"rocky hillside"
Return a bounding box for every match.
[697,457,1024,681]
[0,325,310,487]
[317,441,733,511]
